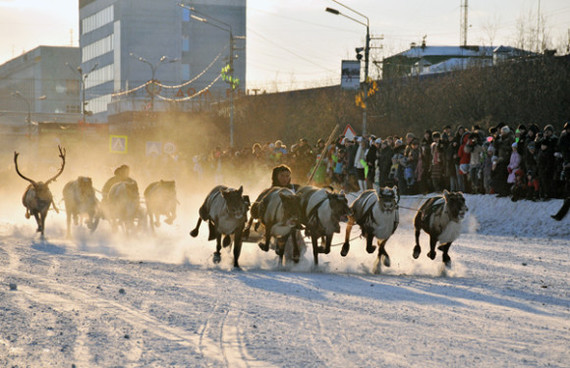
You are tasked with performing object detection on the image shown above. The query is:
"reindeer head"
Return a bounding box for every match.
[278,189,303,228]
[327,190,351,222]
[378,186,399,212]
[221,186,248,220]
[14,145,66,198]
[443,190,468,221]
[77,176,95,196]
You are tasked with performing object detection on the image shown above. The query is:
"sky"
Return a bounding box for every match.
[0,0,569,92]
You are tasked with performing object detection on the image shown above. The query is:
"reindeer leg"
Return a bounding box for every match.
[291,232,300,263]
[366,234,376,254]
[258,224,270,252]
[413,226,422,259]
[323,235,332,255]
[66,213,72,239]
[213,233,222,264]
[341,217,354,257]
[207,221,217,241]
[189,218,202,237]
[223,235,232,248]
[233,228,243,269]
[311,235,319,266]
[427,236,437,260]
[378,239,391,267]
[243,217,253,239]
[438,242,452,267]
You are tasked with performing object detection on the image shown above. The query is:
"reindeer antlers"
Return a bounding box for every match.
[46,145,66,185]
[13,146,66,185]
[14,150,36,185]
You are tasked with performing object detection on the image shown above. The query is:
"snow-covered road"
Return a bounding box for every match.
[1,194,569,367]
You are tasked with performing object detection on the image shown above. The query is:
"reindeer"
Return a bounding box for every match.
[14,146,66,238]
[341,187,399,274]
[412,190,468,267]
[190,185,250,268]
[249,187,303,266]
[296,185,351,266]
[62,176,100,238]
[144,180,178,232]
[104,179,146,234]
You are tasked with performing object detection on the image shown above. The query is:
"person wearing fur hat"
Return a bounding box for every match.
[491,125,515,196]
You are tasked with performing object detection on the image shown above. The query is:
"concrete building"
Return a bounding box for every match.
[78,0,246,122]
[382,44,535,79]
[0,46,82,136]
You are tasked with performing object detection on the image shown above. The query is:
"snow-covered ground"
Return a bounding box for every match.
[1,190,569,367]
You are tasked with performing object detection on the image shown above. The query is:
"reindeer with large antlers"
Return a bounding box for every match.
[14,146,66,237]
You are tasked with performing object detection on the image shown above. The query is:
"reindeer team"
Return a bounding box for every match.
[14,145,470,273]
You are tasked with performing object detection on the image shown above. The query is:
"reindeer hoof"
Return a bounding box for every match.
[25,212,30,219]
[213,252,221,264]
[413,245,421,259]
[340,243,350,257]
[427,250,436,260]
[366,245,376,254]
[189,229,199,237]
[223,235,232,248]
[383,255,391,268]
[258,242,269,252]
[443,254,451,267]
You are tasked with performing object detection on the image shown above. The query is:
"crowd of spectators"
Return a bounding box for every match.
[192,122,570,202]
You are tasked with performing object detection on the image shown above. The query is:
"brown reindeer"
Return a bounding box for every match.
[14,146,66,237]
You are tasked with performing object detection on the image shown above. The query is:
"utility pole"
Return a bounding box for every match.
[181,3,244,148]
[326,1,370,135]
[66,62,98,122]
[460,0,468,46]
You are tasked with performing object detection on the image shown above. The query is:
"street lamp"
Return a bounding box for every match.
[129,52,178,112]
[326,1,370,135]
[66,62,98,123]
[179,3,243,148]
[11,91,46,137]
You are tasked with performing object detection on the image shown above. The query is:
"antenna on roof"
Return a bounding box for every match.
[460,0,468,46]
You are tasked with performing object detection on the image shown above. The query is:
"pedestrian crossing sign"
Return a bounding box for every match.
[110,135,128,154]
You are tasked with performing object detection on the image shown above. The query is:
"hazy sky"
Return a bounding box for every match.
[0,0,568,92]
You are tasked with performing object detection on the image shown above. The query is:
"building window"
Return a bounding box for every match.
[66,105,81,113]
[87,94,112,114]
[182,8,190,22]
[82,5,114,34]
[182,64,190,81]
[82,34,114,63]
[182,35,190,52]
[66,79,80,96]
[85,64,114,89]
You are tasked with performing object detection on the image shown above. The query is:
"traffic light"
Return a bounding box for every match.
[355,47,364,60]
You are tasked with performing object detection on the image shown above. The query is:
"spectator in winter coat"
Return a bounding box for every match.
[377,140,393,187]
[492,125,515,196]
[537,125,558,199]
[507,142,522,185]
[458,133,472,192]
[430,132,445,192]
[354,137,368,191]
[524,141,540,200]
[557,122,570,197]
[468,135,485,193]
[366,138,378,189]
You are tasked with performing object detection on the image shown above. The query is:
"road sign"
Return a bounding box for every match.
[110,135,128,154]
[343,124,357,140]
[146,141,162,156]
[163,142,176,155]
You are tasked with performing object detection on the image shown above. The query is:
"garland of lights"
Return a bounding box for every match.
[155,73,223,102]
[111,44,228,98]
